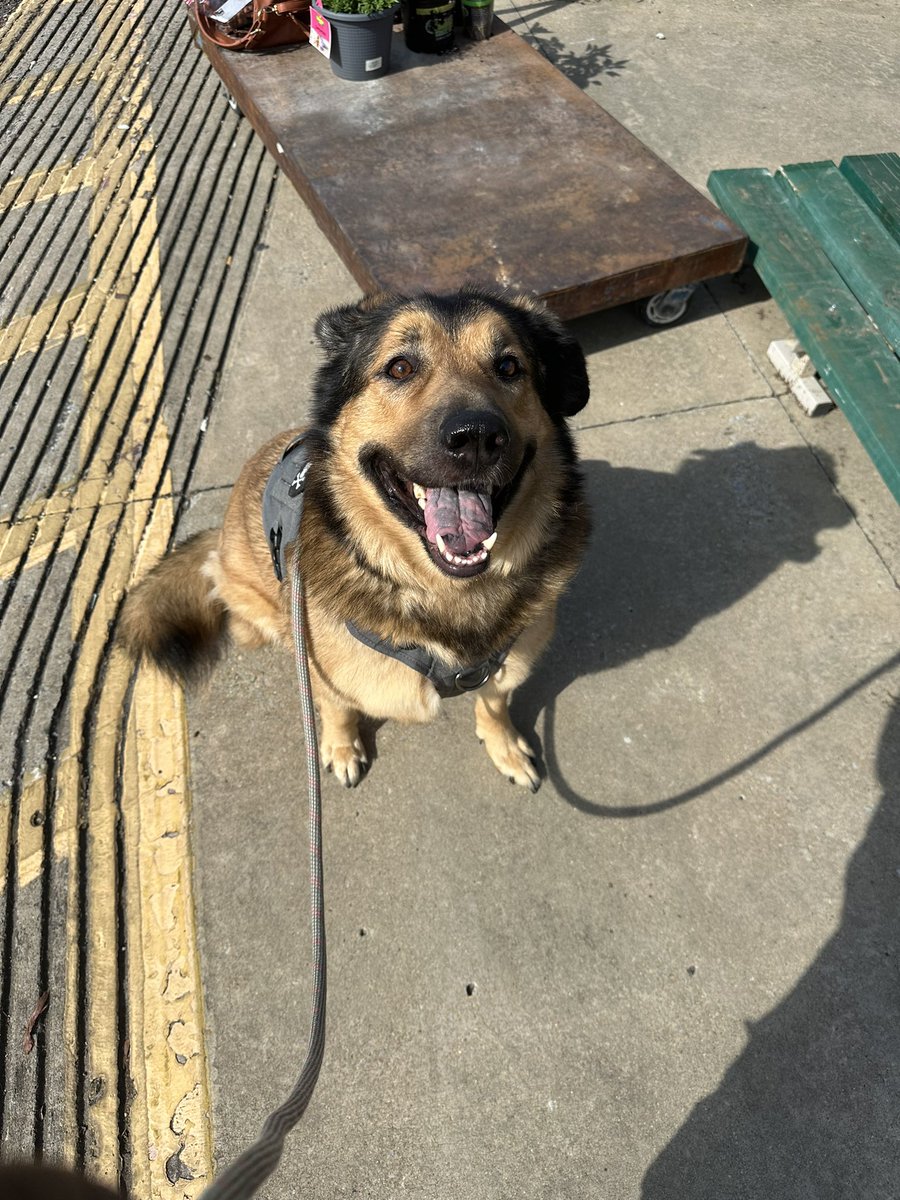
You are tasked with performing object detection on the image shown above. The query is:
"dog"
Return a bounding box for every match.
[119,287,591,789]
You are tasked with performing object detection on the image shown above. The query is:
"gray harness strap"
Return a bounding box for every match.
[345,620,509,699]
[262,434,313,583]
[262,437,509,697]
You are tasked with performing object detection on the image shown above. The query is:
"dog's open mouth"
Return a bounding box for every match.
[365,451,530,578]
[419,484,496,575]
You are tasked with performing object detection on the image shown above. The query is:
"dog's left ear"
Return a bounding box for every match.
[508,294,590,421]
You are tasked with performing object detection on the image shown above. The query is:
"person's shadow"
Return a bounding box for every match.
[511,441,855,813]
[509,439,900,1195]
[640,690,900,1199]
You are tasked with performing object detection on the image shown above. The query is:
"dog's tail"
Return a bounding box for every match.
[118,529,227,684]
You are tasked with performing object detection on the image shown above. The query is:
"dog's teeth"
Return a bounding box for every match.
[418,497,427,509]
[413,483,426,499]
[482,531,498,552]
[435,533,490,569]
[437,535,460,565]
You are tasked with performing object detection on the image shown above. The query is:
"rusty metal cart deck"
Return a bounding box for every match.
[200,21,747,319]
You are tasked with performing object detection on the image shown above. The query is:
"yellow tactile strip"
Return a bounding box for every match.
[0,0,278,1190]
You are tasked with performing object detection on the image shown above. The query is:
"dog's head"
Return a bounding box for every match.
[312,288,589,581]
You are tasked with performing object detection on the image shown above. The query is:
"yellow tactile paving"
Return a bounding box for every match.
[123,581,214,1197]
[0,286,102,367]
[0,57,101,109]
[0,149,109,214]
[0,3,214,1192]
[0,0,46,59]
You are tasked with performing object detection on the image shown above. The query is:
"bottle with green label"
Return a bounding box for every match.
[401,0,456,52]
[461,0,492,40]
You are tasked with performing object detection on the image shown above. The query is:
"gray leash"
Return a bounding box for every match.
[197,546,326,1200]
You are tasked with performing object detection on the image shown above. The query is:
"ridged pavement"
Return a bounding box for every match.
[0,0,275,1191]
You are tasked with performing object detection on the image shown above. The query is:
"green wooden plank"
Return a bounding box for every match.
[708,167,900,504]
[841,153,900,247]
[778,160,900,356]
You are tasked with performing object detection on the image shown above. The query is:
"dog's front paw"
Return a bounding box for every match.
[481,730,541,793]
[321,737,368,788]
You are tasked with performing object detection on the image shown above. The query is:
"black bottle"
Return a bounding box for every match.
[401,0,456,53]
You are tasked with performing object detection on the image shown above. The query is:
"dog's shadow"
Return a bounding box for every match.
[510,441,852,807]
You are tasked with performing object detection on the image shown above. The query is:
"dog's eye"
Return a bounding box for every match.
[496,355,521,379]
[386,357,416,381]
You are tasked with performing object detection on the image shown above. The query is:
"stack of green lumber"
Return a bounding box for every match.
[708,154,900,504]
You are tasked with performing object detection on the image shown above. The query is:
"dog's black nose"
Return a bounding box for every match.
[439,409,509,469]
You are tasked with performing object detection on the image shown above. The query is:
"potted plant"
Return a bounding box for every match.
[314,0,400,81]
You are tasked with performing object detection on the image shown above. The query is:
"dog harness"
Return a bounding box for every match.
[262,434,510,698]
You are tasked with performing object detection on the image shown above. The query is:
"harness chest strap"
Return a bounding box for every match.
[261,435,510,698]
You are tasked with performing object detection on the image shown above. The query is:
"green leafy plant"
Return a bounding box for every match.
[321,0,398,13]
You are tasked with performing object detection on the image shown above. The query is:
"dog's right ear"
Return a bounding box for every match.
[313,303,360,355]
[312,293,400,426]
[314,292,395,355]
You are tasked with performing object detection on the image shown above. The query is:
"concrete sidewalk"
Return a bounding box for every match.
[186,3,900,1198]
[1,0,898,1197]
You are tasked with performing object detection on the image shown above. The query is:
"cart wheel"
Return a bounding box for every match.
[222,86,244,118]
[637,285,696,327]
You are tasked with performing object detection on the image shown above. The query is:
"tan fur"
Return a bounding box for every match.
[119,293,589,789]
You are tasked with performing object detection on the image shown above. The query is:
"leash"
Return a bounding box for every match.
[197,545,326,1200]
[200,435,511,1198]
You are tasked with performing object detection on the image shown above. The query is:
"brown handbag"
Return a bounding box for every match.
[193,0,311,52]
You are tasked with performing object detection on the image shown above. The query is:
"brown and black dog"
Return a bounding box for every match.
[119,288,590,789]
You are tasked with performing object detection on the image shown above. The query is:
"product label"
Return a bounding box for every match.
[207,0,249,23]
[414,0,452,38]
[309,6,332,56]
[365,56,383,70]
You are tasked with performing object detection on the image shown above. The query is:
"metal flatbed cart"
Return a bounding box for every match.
[199,18,747,323]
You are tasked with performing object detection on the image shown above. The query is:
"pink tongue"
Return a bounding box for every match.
[423,487,494,555]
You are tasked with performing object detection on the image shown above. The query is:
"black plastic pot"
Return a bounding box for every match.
[318,4,399,80]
